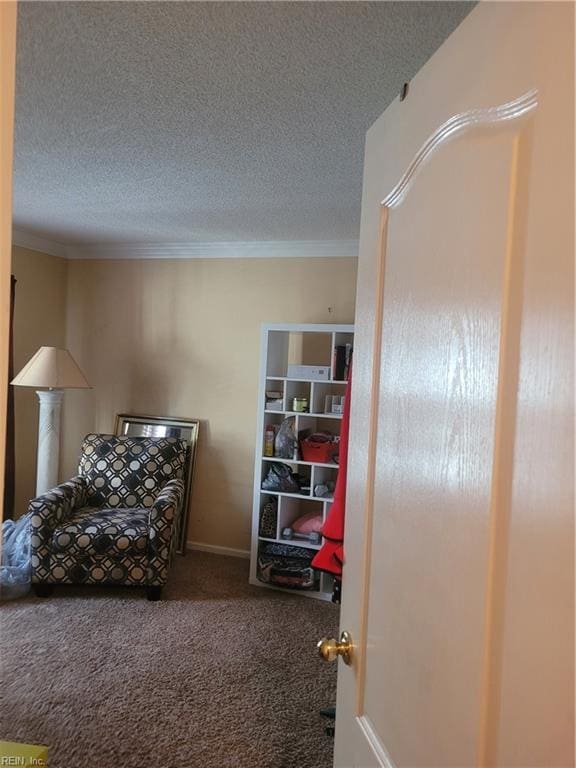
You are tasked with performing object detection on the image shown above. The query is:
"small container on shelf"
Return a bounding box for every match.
[265,389,284,412]
[264,425,276,457]
[324,394,345,415]
[292,396,309,413]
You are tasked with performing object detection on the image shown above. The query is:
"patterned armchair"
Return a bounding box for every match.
[29,433,187,600]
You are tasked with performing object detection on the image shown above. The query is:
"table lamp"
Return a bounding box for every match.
[11,346,91,496]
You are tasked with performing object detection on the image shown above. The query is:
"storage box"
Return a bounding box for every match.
[300,433,339,463]
[0,741,48,766]
[257,542,319,590]
[286,364,330,381]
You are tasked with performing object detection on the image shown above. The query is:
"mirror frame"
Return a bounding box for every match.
[114,413,199,555]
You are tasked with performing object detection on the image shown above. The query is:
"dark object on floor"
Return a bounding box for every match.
[33,583,54,598]
[1,552,338,768]
[332,578,342,605]
[321,704,336,737]
[29,433,187,596]
[146,586,162,601]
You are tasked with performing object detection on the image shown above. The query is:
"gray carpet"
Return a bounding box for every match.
[0,552,339,768]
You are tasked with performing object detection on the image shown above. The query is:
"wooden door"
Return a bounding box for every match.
[0,0,17,528]
[333,3,574,767]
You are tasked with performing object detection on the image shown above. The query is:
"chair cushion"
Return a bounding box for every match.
[51,506,149,558]
[79,434,188,508]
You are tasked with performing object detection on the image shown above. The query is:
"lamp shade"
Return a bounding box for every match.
[11,346,91,389]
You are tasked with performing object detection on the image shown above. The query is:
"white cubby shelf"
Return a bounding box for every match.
[249,322,353,601]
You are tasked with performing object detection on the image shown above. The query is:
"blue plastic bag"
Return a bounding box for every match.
[0,514,31,600]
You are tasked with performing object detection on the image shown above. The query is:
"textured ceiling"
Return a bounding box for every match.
[14,1,474,247]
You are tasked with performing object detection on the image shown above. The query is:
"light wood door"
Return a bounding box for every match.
[0,0,17,529]
[333,3,574,767]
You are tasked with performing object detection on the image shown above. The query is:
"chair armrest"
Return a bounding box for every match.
[147,478,185,585]
[29,476,87,582]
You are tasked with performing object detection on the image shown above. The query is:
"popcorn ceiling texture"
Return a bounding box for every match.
[14,1,473,246]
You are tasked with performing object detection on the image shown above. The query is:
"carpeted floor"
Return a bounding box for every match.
[0,552,339,768]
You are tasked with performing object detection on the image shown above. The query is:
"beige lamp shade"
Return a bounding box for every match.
[11,346,91,389]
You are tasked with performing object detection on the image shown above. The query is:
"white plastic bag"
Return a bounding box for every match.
[0,513,31,600]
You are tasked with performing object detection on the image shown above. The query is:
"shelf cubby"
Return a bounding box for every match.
[311,381,347,415]
[284,380,311,412]
[278,497,323,535]
[311,464,338,499]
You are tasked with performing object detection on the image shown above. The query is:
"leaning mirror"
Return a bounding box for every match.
[114,413,199,555]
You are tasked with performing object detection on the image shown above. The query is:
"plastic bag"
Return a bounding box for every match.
[0,513,31,600]
[274,417,298,459]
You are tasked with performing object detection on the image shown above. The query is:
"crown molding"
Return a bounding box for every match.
[66,239,359,260]
[11,233,359,260]
[12,229,67,258]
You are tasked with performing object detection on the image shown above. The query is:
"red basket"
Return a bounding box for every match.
[300,433,338,463]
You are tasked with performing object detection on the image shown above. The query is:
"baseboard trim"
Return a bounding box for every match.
[186,540,250,559]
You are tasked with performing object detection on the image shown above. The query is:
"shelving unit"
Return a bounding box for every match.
[249,323,354,601]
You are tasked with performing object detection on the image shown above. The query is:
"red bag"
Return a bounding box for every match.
[300,432,338,463]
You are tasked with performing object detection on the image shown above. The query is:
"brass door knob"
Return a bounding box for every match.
[317,630,353,665]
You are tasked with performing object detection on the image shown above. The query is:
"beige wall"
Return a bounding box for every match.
[62,256,357,551]
[11,246,68,516]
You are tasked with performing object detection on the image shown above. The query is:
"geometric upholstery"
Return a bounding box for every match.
[51,507,149,558]
[79,432,188,509]
[29,434,187,591]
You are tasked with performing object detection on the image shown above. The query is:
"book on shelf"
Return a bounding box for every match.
[333,344,353,380]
